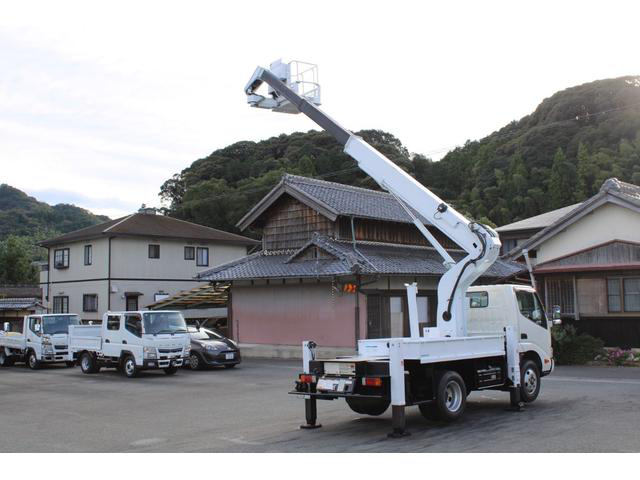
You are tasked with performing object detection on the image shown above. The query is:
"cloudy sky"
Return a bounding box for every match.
[1,1,638,218]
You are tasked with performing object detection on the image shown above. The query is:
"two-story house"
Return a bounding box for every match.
[39,208,258,322]
[198,174,524,358]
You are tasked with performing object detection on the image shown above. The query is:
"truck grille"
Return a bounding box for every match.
[54,345,68,350]
[158,348,182,354]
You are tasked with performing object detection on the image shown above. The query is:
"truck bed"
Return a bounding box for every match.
[0,332,26,350]
[68,325,102,352]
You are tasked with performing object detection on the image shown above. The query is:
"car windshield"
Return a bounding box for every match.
[42,315,81,335]
[189,328,224,341]
[142,312,187,335]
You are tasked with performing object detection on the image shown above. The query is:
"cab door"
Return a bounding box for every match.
[25,316,42,355]
[102,314,123,358]
[514,289,552,361]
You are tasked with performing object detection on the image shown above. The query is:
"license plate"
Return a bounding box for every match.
[225,353,235,360]
[316,377,354,393]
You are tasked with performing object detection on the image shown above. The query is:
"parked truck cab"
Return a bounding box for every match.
[0,314,80,369]
[69,310,191,378]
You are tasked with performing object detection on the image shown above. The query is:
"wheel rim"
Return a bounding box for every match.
[523,368,538,395]
[81,356,90,371]
[125,359,135,375]
[29,354,36,368]
[190,354,199,369]
[444,380,463,412]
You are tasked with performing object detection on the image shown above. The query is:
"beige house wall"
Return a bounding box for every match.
[537,203,640,265]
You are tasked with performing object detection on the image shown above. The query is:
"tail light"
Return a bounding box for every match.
[362,377,383,387]
[299,374,316,384]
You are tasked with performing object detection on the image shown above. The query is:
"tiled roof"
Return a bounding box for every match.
[496,203,582,233]
[198,235,524,282]
[0,297,43,311]
[504,178,640,259]
[40,212,259,247]
[236,174,430,230]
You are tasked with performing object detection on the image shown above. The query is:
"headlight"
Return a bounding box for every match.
[143,347,157,359]
[42,336,52,346]
[228,339,238,348]
[204,345,218,352]
[184,345,191,355]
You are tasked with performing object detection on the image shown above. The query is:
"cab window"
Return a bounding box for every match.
[516,290,547,329]
[28,317,41,335]
[107,315,121,331]
[467,291,489,308]
[125,314,142,337]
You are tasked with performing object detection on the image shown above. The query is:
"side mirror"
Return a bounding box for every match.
[552,305,562,325]
[3,322,10,332]
[34,323,41,333]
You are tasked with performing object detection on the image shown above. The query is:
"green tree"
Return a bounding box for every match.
[548,148,577,209]
[575,143,597,200]
[0,235,39,285]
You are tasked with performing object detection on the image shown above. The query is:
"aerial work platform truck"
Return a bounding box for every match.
[244,60,558,436]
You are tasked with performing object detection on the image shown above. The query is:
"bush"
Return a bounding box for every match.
[597,348,637,366]
[551,325,605,365]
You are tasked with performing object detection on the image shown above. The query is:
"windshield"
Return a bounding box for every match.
[189,328,224,341]
[142,312,187,335]
[42,315,81,335]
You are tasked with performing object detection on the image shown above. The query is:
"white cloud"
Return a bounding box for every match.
[1,0,639,219]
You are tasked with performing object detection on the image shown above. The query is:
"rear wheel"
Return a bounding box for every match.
[0,349,13,367]
[345,397,390,416]
[164,366,178,375]
[80,352,98,374]
[520,359,541,403]
[122,355,139,378]
[420,371,467,422]
[27,351,40,370]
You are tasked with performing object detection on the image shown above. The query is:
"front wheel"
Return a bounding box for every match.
[189,353,202,370]
[520,359,541,403]
[164,366,178,375]
[345,397,390,416]
[27,351,40,370]
[122,355,139,378]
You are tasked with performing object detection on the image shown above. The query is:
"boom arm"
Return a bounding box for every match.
[245,65,501,338]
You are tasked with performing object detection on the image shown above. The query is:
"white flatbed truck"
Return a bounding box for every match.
[0,314,80,369]
[244,60,560,436]
[69,310,191,378]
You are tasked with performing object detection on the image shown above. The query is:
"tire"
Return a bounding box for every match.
[80,352,98,374]
[0,349,13,367]
[345,397,390,416]
[421,370,467,422]
[27,350,40,370]
[122,355,139,378]
[189,353,202,370]
[164,366,178,375]
[65,361,76,368]
[520,359,541,403]
[224,364,236,369]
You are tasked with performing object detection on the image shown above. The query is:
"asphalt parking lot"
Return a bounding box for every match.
[1,359,639,452]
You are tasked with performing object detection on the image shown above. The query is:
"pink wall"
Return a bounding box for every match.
[232,283,365,348]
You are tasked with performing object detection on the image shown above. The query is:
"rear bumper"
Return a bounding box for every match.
[288,390,386,401]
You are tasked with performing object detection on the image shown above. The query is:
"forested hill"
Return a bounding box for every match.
[161,76,640,232]
[0,184,109,249]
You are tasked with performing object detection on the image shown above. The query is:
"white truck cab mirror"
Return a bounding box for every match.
[3,322,9,332]
[552,305,562,325]
[34,323,41,333]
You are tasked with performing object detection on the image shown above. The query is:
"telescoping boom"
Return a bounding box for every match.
[245,60,501,338]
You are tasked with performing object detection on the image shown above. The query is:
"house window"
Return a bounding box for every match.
[608,277,640,313]
[126,295,139,311]
[148,244,160,259]
[196,247,209,267]
[53,248,70,269]
[52,296,69,314]
[184,246,195,260]
[84,245,92,265]
[546,278,574,315]
[83,294,98,312]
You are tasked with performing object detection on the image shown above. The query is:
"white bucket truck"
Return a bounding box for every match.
[0,314,80,369]
[69,310,191,378]
[244,60,560,436]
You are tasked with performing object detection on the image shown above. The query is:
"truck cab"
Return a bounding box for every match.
[69,310,191,378]
[0,314,80,369]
